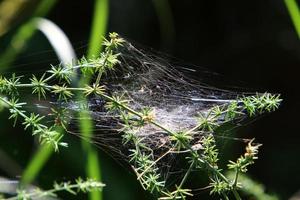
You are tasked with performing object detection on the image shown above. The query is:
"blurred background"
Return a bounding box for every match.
[0,0,299,199]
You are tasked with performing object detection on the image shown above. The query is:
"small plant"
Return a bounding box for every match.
[0,178,104,200]
[0,33,281,199]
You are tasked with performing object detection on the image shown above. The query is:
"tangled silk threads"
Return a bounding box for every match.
[0,33,281,199]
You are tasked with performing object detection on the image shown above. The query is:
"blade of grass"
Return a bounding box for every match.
[0,0,57,73]
[284,0,300,38]
[80,1,109,200]
[80,111,102,200]
[87,0,109,57]
[20,144,54,186]
[226,171,279,200]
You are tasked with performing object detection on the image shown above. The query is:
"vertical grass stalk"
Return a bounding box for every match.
[20,144,54,186]
[284,0,300,38]
[80,1,109,200]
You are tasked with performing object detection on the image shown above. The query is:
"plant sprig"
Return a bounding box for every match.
[0,32,282,199]
[0,178,104,200]
[0,32,124,151]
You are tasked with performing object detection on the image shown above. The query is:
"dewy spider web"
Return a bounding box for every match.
[44,38,278,197]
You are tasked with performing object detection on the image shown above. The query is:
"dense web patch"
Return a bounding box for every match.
[47,39,270,193]
[0,33,281,199]
[62,44,228,138]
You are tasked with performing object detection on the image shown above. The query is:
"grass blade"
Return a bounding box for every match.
[284,0,300,38]
[80,1,109,200]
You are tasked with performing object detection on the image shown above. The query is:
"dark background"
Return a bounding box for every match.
[1,0,300,199]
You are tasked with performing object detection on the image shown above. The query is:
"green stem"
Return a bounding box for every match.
[232,189,242,200]
[233,168,239,187]
[95,71,103,86]
[6,180,103,200]
[222,192,230,200]
[178,161,194,188]
[0,97,27,119]
[284,0,300,38]
[87,0,109,58]
[43,73,56,82]
[20,145,54,186]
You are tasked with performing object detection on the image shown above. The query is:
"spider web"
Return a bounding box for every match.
[45,39,262,191]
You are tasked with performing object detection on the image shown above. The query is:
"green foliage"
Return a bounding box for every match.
[170,131,193,150]
[202,134,219,167]
[226,172,279,200]
[48,64,73,84]
[84,83,105,96]
[30,74,49,100]
[284,0,300,38]
[102,80,280,199]
[105,95,129,112]
[0,74,21,95]
[23,113,45,131]
[0,178,104,200]
[0,33,282,200]
[52,84,74,101]
[228,139,261,173]
[197,112,219,131]
[0,32,123,150]
[241,93,281,116]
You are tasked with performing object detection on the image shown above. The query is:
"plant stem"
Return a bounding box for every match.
[222,192,230,200]
[178,161,194,189]
[87,0,109,58]
[233,168,239,187]
[284,0,300,38]
[232,189,242,200]
[5,180,104,200]
[20,145,54,186]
